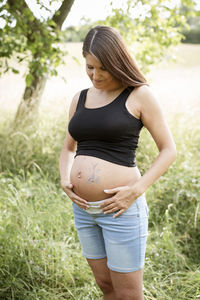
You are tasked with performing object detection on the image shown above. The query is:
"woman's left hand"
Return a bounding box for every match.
[100,183,143,218]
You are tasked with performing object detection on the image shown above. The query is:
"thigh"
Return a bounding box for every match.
[98,195,149,273]
[73,202,107,259]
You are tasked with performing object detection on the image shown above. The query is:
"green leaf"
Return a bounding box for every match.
[72,56,81,66]
[25,73,34,87]
[12,68,20,74]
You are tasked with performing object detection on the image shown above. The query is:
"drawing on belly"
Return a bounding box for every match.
[87,163,100,184]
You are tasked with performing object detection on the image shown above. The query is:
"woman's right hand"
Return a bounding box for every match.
[61,181,89,210]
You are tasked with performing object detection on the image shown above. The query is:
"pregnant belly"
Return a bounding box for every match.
[70,155,141,202]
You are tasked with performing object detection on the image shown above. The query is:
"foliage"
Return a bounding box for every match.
[0,0,71,83]
[182,26,200,43]
[0,0,199,81]
[100,0,199,72]
[180,4,200,44]
[63,19,95,42]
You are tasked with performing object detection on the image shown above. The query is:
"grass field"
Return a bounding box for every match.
[0,43,200,299]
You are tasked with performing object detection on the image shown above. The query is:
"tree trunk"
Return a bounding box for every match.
[52,0,75,30]
[14,75,47,125]
[12,0,75,125]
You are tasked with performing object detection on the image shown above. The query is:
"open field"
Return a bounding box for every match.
[0,43,200,117]
[0,43,200,299]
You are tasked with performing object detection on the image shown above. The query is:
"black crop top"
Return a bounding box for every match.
[68,86,143,167]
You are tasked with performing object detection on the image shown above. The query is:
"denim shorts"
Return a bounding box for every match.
[72,194,148,273]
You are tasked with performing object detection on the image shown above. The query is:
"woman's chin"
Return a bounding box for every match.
[93,80,104,87]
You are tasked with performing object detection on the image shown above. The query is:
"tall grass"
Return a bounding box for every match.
[0,43,200,299]
[0,113,100,299]
[0,107,199,299]
[138,112,200,300]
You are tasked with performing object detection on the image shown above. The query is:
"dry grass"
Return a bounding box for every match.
[0,43,200,120]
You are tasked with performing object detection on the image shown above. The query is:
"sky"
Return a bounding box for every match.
[25,0,115,28]
[62,0,113,28]
[1,0,200,29]
[23,0,191,28]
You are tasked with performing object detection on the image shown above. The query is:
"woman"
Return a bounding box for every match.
[59,26,176,300]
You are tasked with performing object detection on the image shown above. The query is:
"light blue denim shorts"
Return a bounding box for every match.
[72,194,148,273]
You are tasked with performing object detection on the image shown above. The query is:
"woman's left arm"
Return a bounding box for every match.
[101,86,177,217]
[129,85,177,194]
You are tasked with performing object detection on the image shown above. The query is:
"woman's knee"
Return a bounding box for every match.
[115,288,143,300]
[87,258,114,294]
[96,277,114,294]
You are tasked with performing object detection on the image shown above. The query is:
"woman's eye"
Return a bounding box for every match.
[87,65,93,70]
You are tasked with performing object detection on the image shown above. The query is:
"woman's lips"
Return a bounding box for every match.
[93,80,103,84]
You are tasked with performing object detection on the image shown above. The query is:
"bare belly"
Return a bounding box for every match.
[70,155,141,202]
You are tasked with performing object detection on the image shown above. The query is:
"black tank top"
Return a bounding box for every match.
[68,86,143,167]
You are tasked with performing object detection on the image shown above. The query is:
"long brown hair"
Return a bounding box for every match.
[82,26,147,87]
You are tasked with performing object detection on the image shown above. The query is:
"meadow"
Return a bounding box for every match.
[0,43,199,299]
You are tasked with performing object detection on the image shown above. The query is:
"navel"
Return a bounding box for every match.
[77,171,82,179]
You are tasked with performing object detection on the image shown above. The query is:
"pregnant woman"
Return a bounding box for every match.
[59,26,176,300]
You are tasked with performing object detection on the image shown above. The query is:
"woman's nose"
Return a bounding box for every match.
[93,69,101,79]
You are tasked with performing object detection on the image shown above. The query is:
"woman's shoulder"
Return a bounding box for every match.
[131,85,159,109]
[131,85,164,126]
[69,88,90,116]
[126,85,161,120]
[131,84,153,99]
[71,88,89,106]
[72,90,82,102]
[68,90,83,117]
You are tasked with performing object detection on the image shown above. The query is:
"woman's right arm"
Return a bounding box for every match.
[59,92,89,209]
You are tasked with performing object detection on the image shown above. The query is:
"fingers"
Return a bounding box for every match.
[102,204,126,217]
[61,182,73,193]
[69,192,89,210]
[100,197,122,211]
[100,198,113,209]
[113,209,125,218]
[61,183,89,210]
[100,197,129,217]
[101,201,121,215]
[101,202,116,213]
[104,186,125,194]
[72,195,89,210]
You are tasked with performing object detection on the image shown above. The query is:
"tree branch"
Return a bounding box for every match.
[7,0,75,31]
[52,0,75,30]
[7,0,35,19]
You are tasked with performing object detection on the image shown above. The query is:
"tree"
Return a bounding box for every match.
[180,3,200,43]
[0,0,75,124]
[101,0,198,72]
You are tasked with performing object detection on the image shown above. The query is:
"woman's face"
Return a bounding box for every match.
[85,54,121,90]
